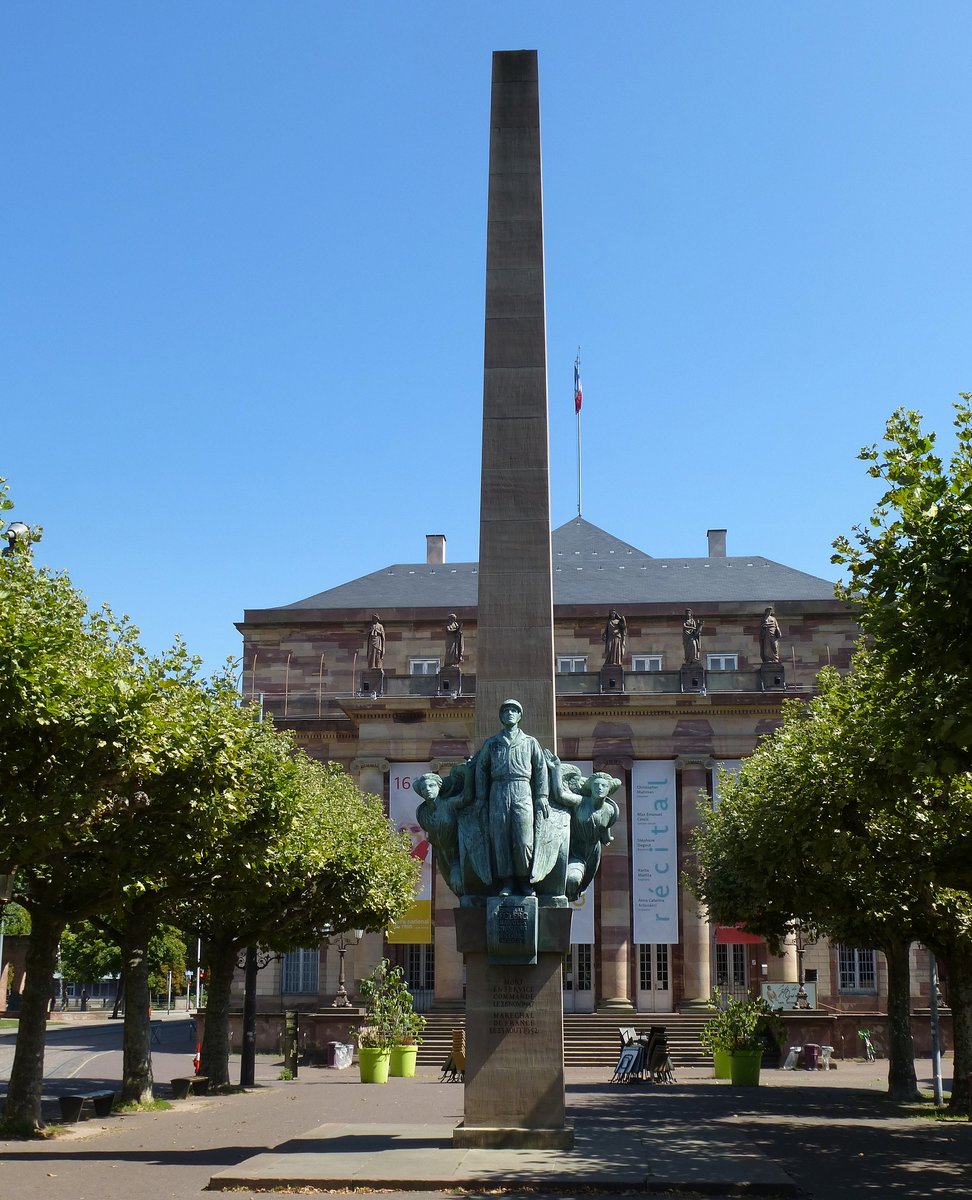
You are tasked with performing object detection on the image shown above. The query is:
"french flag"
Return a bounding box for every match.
[574,360,583,415]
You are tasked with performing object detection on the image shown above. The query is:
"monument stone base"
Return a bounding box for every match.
[454,906,574,1151]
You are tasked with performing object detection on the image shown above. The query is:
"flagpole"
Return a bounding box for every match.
[574,350,583,517]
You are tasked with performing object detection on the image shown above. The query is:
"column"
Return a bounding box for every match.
[595,759,633,1009]
[351,758,390,979]
[677,758,712,1007]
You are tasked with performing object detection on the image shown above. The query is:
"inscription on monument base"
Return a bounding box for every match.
[487,894,538,966]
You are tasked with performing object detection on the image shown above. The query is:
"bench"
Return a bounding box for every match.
[58,1090,114,1123]
[170,1075,209,1099]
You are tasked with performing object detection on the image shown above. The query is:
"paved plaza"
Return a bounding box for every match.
[1,1014,969,1199]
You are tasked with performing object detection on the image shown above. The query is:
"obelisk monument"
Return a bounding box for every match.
[453,49,572,1152]
[474,49,556,753]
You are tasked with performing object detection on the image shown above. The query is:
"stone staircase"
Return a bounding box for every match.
[416,1007,711,1070]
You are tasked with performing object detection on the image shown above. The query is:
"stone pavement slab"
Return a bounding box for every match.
[209,1115,799,1194]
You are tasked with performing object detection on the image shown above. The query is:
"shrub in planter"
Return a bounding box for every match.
[352,1024,391,1083]
[359,959,426,1078]
[699,989,783,1086]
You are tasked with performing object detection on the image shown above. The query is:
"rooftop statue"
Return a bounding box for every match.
[602,609,626,667]
[682,608,703,665]
[366,614,385,670]
[760,605,782,664]
[444,614,465,667]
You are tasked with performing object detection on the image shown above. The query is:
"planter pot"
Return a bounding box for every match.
[389,1045,418,1077]
[713,1049,731,1080]
[728,1048,762,1087]
[357,1047,391,1083]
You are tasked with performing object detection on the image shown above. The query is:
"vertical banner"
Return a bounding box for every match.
[631,760,678,945]
[568,761,594,944]
[387,763,432,944]
[711,759,742,808]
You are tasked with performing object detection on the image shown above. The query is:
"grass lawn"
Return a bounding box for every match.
[0,1019,19,1030]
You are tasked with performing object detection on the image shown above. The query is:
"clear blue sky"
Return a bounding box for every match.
[3,3,970,674]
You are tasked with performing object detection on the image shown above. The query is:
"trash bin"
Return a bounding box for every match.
[326,1041,353,1069]
[803,1043,821,1070]
[325,1041,338,1067]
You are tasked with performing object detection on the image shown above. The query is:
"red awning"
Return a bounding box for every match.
[715,925,764,945]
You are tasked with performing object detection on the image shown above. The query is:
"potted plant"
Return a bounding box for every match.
[353,1024,391,1083]
[389,1007,426,1078]
[699,990,781,1086]
[357,959,426,1080]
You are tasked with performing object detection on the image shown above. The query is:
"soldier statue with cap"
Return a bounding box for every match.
[474,699,550,896]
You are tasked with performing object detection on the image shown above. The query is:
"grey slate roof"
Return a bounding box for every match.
[275,518,837,612]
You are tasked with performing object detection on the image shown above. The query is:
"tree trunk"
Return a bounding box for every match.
[2,906,64,1131]
[199,939,238,1089]
[884,937,920,1101]
[944,944,972,1115]
[119,920,154,1104]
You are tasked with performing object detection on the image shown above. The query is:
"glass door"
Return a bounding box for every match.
[562,944,594,1013]
[636,944,672,1012]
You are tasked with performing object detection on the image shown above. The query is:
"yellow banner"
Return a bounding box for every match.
[387,898,432,944]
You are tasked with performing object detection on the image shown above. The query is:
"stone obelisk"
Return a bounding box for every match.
[454,49,572,1153]
[474,48,556,754]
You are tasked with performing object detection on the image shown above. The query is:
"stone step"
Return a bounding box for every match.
[414,1010,713,1068]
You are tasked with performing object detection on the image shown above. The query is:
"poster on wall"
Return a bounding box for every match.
[387,763,432,944]
[711,760,743,808]
[631,760,678,945]
[568,761,595,943]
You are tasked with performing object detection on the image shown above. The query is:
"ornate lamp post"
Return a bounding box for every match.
[791,920,811,1010]
[331,929,364,1008]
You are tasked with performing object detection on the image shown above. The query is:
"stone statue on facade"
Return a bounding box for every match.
[366,614,385,670]
[444,614,465,667]
[760,605,782,663]
[414,700,619,910]
[682,608,704,665]
[602,609,626,667]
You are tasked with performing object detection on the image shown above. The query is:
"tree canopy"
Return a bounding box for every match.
[832,398,972,774]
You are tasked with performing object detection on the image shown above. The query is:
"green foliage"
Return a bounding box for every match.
[59,922,187,993]
[698,990,781,1053]
[114,1098,172,1113]
[832,398,972,774]
[358,958,425,1049]
[278,1067,294,1081]
[1,903,30,935]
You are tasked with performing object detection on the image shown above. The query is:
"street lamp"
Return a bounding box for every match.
[330,929,365,1008]
[790,920,812,1010]
[2,522,30,556]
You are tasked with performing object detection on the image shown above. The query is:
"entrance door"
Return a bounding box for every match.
[402,944,434,1013]
[562,944,594,1013]
[636,944,673,1012]
[715,943,749,1001]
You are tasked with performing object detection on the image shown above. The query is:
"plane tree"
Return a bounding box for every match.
[691,651,972,1104]
[832,397,972,779]
[186,754,418,1088]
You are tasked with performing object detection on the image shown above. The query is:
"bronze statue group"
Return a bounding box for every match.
[414,700,620,907]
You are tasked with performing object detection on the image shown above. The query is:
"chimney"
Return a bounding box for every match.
[707,528,727,558]
[426,533,447,565]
